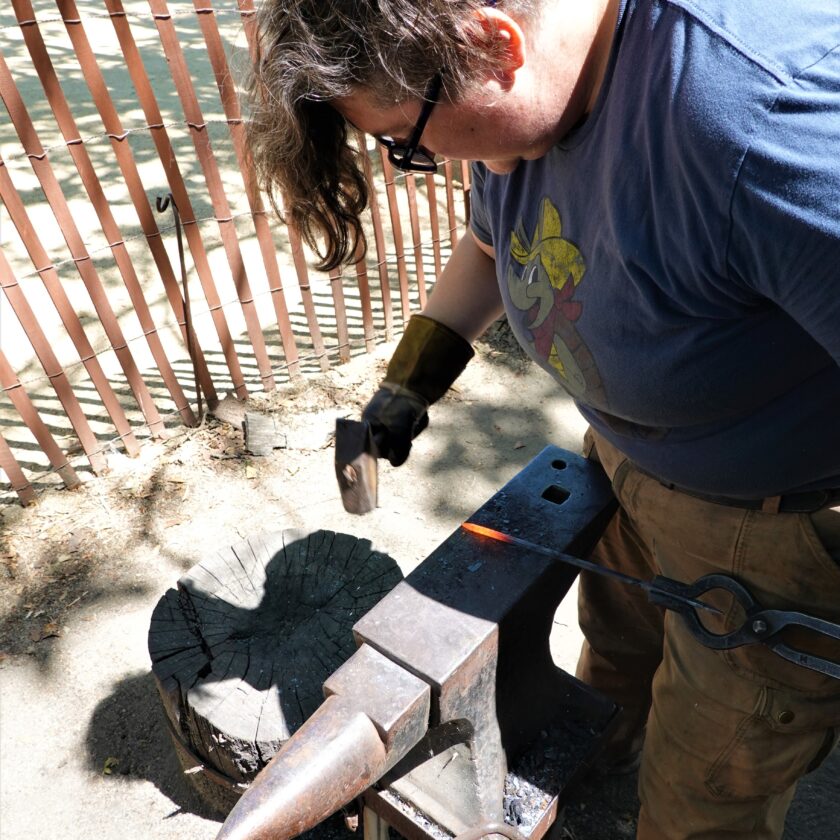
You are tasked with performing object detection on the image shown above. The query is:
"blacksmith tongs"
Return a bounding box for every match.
[648,572,840,680]
[461,522,840,681]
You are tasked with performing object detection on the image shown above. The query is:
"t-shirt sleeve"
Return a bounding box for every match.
[727,55,840,366]
[468,161,494,248]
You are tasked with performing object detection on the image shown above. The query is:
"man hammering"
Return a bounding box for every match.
[244,1,840,837]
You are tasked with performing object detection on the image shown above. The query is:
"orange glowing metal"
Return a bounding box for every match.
[460,522,515,543]
[460,520,721,615]
[461,521,566,560]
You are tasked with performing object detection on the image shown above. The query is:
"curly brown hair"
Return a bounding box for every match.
[245,0,534,270]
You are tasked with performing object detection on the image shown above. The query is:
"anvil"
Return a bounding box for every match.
[217,446,619,840]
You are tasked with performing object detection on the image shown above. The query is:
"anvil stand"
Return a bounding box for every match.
[356,447,622,840]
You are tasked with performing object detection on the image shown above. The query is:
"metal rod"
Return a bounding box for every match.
[156,194,203,425]
[146,0,276,391]
[461,522,722,616]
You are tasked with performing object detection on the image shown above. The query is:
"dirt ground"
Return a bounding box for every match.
[0,329,837,840]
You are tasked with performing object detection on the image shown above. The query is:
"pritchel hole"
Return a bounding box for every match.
[542,485,570,505]
[552,459,567,470]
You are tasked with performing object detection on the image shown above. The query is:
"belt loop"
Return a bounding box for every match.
[761,495,782,514]
[582,427,598,461]
[611,459,633,497]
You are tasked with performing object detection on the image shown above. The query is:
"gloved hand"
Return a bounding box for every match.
[362,384,429,467]
[362,314,474,466]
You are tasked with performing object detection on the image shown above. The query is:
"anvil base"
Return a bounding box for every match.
[364,675,620,840]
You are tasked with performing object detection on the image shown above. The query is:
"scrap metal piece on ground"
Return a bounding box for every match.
[218,446,620,840]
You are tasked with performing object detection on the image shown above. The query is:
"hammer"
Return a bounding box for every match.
[335,418,378,515]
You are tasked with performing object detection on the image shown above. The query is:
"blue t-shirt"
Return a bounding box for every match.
[470,0,840,498]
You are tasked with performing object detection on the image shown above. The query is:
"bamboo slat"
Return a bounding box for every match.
[378,151,411,326]
[0,247,109,474]
[425,173,444,277]
[404,174,428,310]
[0,350,80,491]
[0,157,138,461]
[443,160,459,249]
[104,0,249,399]
[460,160,472,224]
[146,0,276,391]
[352,242,376,352]
[53,0,217,410]
[356,130,393,340]
[0,50,164,440]
[14,0,195,429]
[236,0,329,371]
[0,434,36,506]
[328,267,351,364]
[192,0,301,380]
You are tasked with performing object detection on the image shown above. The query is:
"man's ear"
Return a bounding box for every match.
[470,7,526,86]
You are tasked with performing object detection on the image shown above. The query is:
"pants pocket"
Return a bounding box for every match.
[714,510,840,693]
[705,685,840,799]
[807,506,840,567]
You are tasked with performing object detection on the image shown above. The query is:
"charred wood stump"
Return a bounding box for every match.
[148,529,402,814]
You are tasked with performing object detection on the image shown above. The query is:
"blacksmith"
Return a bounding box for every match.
[246,1,840,836]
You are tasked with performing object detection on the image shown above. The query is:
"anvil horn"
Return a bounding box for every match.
[216,696,383,840]
[217,644,431,840]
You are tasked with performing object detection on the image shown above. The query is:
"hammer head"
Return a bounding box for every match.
[335,418,378,515]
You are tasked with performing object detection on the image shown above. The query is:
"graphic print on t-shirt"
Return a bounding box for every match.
[506,197,604,402]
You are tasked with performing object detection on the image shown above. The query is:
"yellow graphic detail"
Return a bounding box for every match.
[548,344,565,377]
[510,198,585,291]
[505,197,595,400]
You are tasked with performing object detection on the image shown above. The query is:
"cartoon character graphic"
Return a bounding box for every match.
[506,198,604,402]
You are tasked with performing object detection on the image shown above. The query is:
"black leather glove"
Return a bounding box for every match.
[362,315,474,467]
[362,384,429,467]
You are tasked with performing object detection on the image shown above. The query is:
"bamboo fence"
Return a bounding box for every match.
[0,1,470,505]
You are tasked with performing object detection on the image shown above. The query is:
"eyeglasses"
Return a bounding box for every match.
[377,74,442,173]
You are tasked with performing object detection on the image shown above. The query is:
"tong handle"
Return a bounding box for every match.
[755,608,840,681]
[652,574,840,681]
[770,642,840,680]
[756,608,840,642]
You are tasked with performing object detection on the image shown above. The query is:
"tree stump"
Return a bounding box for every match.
[148,529,402,814]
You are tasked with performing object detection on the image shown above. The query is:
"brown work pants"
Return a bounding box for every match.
[577,429,840,839]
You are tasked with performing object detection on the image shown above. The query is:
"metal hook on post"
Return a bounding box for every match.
[156,193,203,425]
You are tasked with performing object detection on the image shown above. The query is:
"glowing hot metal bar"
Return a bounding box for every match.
[460,521,722,616]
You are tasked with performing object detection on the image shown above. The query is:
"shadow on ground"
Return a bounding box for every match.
[85,670,220,822]
[84,670,362,839]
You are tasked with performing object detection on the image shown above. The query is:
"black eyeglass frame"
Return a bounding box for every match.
[377,74,442,173]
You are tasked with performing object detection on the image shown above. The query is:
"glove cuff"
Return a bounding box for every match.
[384,315,475,405]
